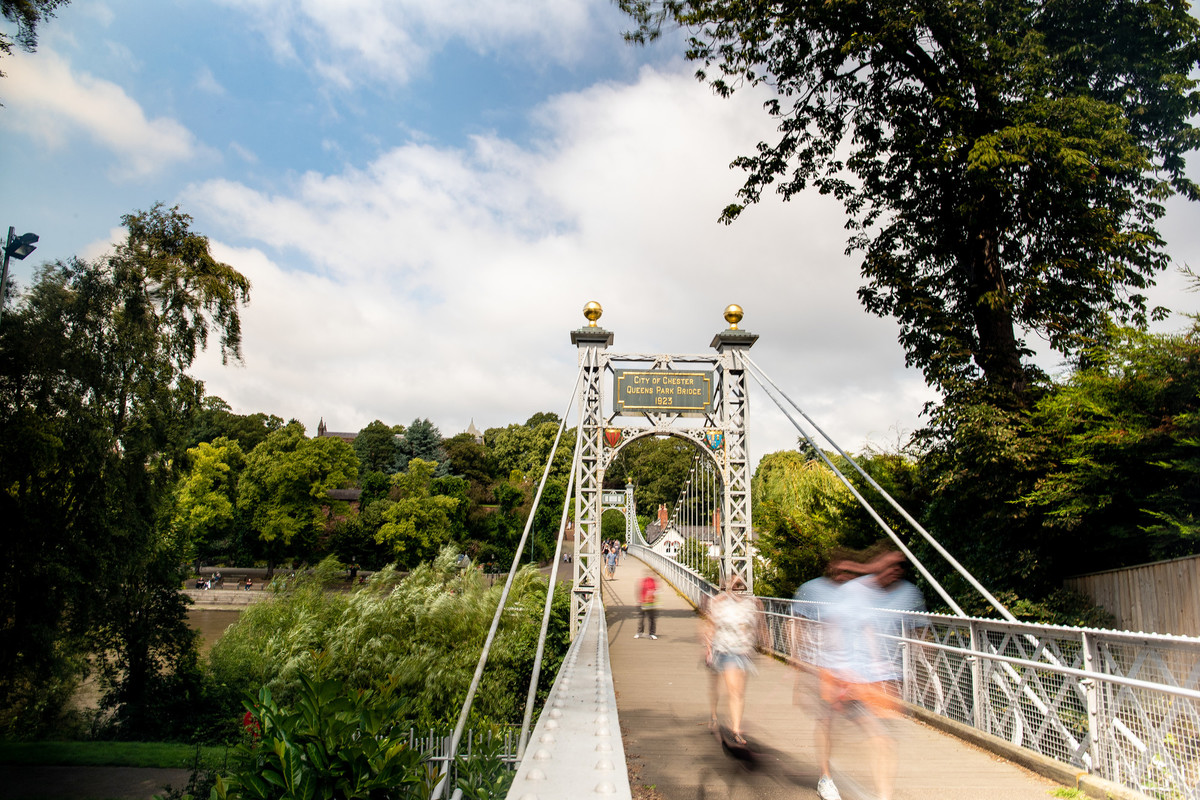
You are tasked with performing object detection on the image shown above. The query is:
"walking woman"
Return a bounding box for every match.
[703,575,765,744]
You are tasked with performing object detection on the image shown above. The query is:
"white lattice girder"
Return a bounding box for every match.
[569,325,756,637]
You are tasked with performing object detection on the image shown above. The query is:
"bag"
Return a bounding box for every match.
[641,577,657,606]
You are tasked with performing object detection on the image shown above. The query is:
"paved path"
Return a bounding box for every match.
[603,559,1064,800]
[0,766,191,799]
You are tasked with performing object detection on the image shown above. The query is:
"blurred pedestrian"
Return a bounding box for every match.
[635,572,659,639]
[815,550,924,800]
[703,574,765,745]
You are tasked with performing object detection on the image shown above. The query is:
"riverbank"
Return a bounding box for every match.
[183,587,271,611]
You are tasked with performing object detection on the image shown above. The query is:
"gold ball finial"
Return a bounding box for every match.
[583,301,603,327]
[724,304,744,330]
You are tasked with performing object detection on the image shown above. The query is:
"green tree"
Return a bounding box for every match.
[330,495,394,570]
[1,0,66,68]
[396,418,446,473]
[377,458,460,567]
[525,411,560,428]
[172,436,247,564]
[530,479,568,562]
[916,399,1053,603]
[605,435,698,512]
[358,470,392,509]
[751,451,853,597]
[444,432,497,502]
[1023,324,1200,572]
[208,550,569,729]
[186,396,284,455]
[238,423,359,566]
[622,0,1200,403]
[0,203,250,736]
[474,481,528,568]
[432,473,472,544]
[486,421,574,483]
[354,419,401,474]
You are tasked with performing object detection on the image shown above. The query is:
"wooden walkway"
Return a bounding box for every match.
[603,560,1064,800]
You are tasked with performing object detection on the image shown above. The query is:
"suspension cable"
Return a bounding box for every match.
[517,421,583,757]
[432,367,584,799]
[741,352,1016,622]
[739,353,965,615]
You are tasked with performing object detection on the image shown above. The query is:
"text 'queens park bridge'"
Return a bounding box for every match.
[429,303,1200,800]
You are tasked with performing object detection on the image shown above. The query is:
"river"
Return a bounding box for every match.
[186,608,242,655]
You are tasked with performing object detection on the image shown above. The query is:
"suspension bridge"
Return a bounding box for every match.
[431,303,1200,800]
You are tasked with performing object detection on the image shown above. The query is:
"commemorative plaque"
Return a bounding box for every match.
[613,369,713,414]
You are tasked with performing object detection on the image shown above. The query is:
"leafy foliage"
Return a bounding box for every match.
[1023,324,1200,571]
[238,423,359,550]
[377,459,460,568]
[208,550,569,730]
[186,396,284,456]
[173,437,247,563]
[353,420,401,475]
[213,676,429,800]
[620,0,1200,401]
[1,0,67,60]
[397,419,447,475]
[605,435,699,512]
[751,452,852,597]
[485,421,573,484]
[453,736,516,800]
[0,203,250,737]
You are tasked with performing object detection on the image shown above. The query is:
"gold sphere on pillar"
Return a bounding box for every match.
[583,301,603,327]
[724,304,744,330]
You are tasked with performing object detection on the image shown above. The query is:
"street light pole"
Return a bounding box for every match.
[1,226,39,322]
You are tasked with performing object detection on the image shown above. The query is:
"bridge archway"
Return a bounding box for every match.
[569,303,757,636]
[600,484,637,545]
[603,429,724,550]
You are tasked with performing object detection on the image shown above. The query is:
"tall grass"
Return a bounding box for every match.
[208,549,569,729]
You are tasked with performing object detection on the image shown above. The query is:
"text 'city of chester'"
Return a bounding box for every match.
[613,370,714,414]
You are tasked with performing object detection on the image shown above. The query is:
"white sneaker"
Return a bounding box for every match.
[649,634,658,639]
[816,776,841,800]
[634,633,641,638]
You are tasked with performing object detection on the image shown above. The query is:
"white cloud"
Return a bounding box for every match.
[195,65,226,95]
[0,48,200,178]
[82,2,116,27]
[229,142,258,164]
[217,0,623,88]
[184,66,931,461]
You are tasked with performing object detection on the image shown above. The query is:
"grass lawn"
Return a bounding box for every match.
[0,740,230,771]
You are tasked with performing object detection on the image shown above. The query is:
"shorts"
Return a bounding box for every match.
[711,651,756,674]
[818,670,899,719]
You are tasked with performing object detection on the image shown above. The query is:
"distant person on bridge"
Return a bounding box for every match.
[634,572,659,639]
[703,574,766,745]
[604,543,618,580]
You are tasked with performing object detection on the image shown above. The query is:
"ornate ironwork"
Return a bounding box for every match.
[568,308,756,636]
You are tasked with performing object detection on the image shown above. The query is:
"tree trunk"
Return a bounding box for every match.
[968,223,1027,402]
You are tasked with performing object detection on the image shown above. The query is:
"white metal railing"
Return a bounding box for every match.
[630,544,1200,800]
[408,728,520,785]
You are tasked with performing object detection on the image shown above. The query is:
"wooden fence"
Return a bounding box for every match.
[1065,554,1200,636]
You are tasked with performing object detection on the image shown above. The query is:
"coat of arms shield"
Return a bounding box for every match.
[705,429,724,451]
[604,427,622,448]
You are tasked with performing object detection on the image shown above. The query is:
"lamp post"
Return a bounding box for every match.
[1,226,39,322]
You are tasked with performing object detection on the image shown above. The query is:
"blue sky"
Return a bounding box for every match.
[2,0,1198,464]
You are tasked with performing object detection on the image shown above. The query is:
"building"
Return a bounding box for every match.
[316,418,358,444]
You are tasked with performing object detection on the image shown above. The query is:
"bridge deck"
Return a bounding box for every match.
[603,562,1063,800]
